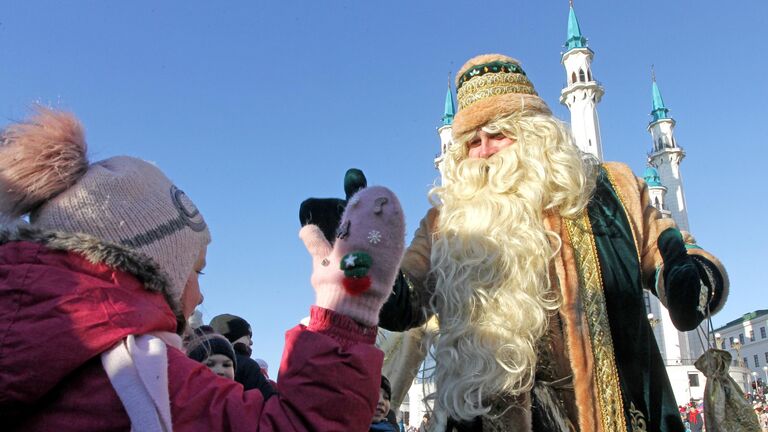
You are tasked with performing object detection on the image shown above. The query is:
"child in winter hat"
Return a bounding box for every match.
[186,327,238,380]
[0,107,408,431]
[0,107,211,329]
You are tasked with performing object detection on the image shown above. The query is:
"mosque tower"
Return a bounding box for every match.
[559,0,604,160]
[435,79,455,179]
[645,70,709,363]
[644,166,672,219]
[647,69,690,232]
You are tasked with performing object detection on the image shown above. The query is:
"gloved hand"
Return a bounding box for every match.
[299,168,367,243]
[300,186,405,327]
[658,227,709,331]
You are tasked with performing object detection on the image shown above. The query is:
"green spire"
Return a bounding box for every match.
[565,1,587,51]
[442,79,455,126]
[643,166,663,187]
[651,66,670,122]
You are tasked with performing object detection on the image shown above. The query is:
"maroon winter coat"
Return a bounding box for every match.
[0,232,382,431]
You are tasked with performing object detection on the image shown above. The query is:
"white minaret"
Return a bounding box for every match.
[559,1,605,160]
[435,80,455,181]
[647,69,690,232]
[645,69,708,366]
[643,166,672,219]
[644,164,691,365]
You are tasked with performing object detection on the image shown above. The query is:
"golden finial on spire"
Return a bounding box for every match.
[651,64,656,82]
[569,0,574,8]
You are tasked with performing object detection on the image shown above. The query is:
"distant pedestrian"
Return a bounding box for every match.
[255,358,270,379]
[687,405,703,432]
[419,414,431,432]
[757,403,768,432]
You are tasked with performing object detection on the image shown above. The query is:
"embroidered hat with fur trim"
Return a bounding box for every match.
[0,107,211,314]
[452,54,551,137]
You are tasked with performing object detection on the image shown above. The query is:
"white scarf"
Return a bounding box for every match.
[100,332,182,432]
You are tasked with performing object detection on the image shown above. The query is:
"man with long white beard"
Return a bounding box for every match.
[377,54,728,432]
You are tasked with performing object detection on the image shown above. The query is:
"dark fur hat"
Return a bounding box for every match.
[210,314,252,343]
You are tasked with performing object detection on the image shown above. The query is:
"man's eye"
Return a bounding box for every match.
[468,139,481,147]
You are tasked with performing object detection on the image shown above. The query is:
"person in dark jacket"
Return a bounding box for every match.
[210,314,275,398]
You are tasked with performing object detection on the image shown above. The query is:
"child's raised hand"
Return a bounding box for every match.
[300,186,405,327]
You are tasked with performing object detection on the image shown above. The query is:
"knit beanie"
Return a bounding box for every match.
[452,54,551,137]
[0,107,211,313]
[186,333,237,369]
[209,314,252,343]
[380,375,392,401]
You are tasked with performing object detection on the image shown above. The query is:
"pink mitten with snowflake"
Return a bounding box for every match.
[300,186,405,327]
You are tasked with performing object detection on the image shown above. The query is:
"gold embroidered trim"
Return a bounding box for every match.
[603,167,642,266]
[629,402,648,432]
[564,210,628,432]
[457,72,536,110]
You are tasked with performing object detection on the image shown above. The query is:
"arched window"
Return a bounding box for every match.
[587,69,592,81]
[579,69,586,82]
[655,197,661,208]
[571,72,577,84]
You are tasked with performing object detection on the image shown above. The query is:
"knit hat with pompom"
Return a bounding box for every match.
[0,107,211,312]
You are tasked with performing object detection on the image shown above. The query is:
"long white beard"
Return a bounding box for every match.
[429,145,560,421]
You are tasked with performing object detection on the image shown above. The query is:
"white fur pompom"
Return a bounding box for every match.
[0,107,88,217]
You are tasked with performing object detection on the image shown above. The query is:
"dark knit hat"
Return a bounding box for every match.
[209,314,252,343]
[187,333,237,369]
[380,375,392,401]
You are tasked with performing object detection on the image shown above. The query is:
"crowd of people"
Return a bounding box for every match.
[673,397,768,432]
[749,389,768,432]
[0,52,732,431]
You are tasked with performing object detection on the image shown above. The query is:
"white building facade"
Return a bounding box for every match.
[713,310,768,393]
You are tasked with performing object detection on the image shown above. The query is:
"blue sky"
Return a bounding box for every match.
[2,1,766,373]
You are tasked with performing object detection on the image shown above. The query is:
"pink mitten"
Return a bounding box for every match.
[300,186,405,327]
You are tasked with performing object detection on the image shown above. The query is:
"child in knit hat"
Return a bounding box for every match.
[209,313,277,396]
[0,107,406,431]
[186,328,238,380]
